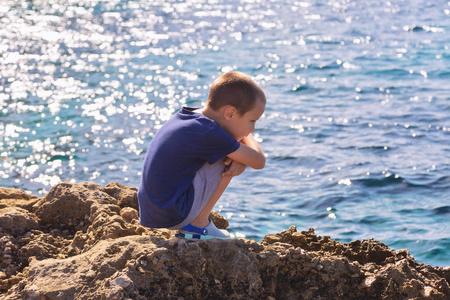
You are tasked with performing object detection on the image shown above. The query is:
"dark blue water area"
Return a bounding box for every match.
[1,0,449,267]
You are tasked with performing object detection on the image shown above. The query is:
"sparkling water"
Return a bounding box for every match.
[0,0,449,267]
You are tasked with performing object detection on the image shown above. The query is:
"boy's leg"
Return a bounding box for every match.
[190,174,232,228]
[170,159,229,230]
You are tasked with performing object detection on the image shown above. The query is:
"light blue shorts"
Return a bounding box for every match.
[169,159,225,229]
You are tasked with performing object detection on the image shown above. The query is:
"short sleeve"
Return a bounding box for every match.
[195,126,240,164]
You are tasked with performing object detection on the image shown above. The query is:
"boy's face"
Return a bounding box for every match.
[226,99,265,141]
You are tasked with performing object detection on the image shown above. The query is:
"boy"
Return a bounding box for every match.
[138,71,266,239]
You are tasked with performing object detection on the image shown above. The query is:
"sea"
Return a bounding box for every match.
[0,0,449,267]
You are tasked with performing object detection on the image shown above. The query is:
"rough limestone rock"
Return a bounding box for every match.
[0,207,39,236]
[0,187,39,211]
[1,181,449,299]
[103,182,139,210]
[35,181,117,227]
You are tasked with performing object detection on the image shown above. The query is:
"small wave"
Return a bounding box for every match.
[316,196,347,209]
[402,25,444,33]
[354,174,405,188]
[396,208,428,215]
[340,230,359,237]
[289,84,319,94]
[365,68,411,78]
[49,154,71,161]
[408,175,450,189]
[358,215,392,226]
[421,242,450,264]
[432,206,450,215]
[402,25,425,32]
[357,145,393,152]
[270,155,299,161]
[310,62,341,70]
[354,174,449,189]
[432,176,450,189]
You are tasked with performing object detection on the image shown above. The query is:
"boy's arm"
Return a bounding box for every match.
[227,134,265,169]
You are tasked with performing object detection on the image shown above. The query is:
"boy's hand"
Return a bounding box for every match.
[227,134,265,170]
[222,157,246,177]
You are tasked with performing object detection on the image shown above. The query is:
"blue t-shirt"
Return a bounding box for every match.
[138,107,240,228]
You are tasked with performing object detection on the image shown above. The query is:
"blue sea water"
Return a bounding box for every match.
[0,0,449,267]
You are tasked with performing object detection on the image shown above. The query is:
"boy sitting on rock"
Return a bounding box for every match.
[138,72,266,239]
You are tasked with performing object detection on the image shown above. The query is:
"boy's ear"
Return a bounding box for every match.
[223,105,237,120]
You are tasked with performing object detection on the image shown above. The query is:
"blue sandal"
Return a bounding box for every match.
[175,220,231,240]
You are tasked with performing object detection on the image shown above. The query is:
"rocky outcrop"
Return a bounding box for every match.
[0,182,449,299]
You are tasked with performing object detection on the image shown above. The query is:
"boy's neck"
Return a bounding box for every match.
[194,106,223,124]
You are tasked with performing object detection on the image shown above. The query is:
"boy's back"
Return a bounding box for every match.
[138,107,240,228]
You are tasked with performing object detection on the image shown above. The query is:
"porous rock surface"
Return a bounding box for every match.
[0,182,449,299]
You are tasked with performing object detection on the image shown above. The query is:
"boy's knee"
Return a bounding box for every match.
[198,160,225,180]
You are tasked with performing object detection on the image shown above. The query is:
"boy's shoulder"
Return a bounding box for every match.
[155,107,221,141]
[170,107,235,143]
[175,107,218,130]
[149,106,240,163]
